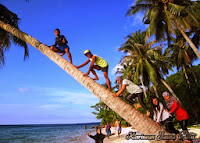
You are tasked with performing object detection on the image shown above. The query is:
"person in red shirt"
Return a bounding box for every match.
[162,91,189,134]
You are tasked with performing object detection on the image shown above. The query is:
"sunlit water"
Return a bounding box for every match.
[0,123,100,143]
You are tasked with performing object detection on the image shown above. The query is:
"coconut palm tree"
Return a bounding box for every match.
[166,30,198,85]
[118,30,179,101]
[0,20,181,143]
[127,0,200,60]
[0,4,28,68]
[119,31,157,87]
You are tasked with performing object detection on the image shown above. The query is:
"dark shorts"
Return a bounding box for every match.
[107,129,111,135]
[56,45,69,52]
[98,65,108,72]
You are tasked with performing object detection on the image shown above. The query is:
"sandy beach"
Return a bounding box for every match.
[85,126,200,143]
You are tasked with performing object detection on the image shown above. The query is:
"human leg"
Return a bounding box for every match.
[50,46,63,53]
[126,94,137,104]
[116,126,121,136]
[162,117,179,134]
[103,72,111,90]
[137,93,148,111]
[107,129,111,139]
[91,65,100,80]
[64,48,72,64]
[179,120,189,134]
[137,93,150,116]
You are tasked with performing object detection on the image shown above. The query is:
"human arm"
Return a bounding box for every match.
[76,59,90,68]
[104,125,107,132]
[88,133,96,140]
[112,84,126,97]
[169,101,178,114]
[84,55,96,76]
[62,36,68,44]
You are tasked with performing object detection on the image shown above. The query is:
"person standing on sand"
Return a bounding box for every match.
[104,123,111,139]
[88,127,115,143]
[76,50,111,90]
[115,119,121,137]
[113,76,150,116]
[49,29,72,63]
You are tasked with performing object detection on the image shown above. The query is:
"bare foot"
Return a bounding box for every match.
[146,111,150,117]
[60,53,65,56]
[92,77,99,80]
[135,103,142,110]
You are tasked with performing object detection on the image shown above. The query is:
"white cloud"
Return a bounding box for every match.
[18,88,29,93]
[124,13,149,30]
[48,90,98,105]
[111,64,123,75]
[112,45,121,51]
[36,104,69,111]
[131,13,144,26]
[27,87,99,105]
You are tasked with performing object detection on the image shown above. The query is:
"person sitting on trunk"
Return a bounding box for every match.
[49,29,72,63]
[76,50,111,90]
[113,76,150,116]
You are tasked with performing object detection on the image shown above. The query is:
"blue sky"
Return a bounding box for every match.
[1,0,199,125]
[0,0,148,125]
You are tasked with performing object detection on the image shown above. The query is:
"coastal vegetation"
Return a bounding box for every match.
[1,0,200,142]
[91,0,200,128]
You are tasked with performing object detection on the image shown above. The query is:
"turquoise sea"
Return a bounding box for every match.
[0,123,100,143]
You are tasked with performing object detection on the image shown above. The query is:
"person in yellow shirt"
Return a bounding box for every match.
[76,50,111,90]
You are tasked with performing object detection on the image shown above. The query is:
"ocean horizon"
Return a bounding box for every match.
[0,122,101,143]
[0,122,101,126]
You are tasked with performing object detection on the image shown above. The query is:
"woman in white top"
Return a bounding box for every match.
[149,96,179,134]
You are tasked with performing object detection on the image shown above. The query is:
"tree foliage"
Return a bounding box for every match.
[155,65,200,124]
[0,3,28,68]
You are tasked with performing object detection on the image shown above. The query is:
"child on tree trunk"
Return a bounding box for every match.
[76,50,111,90]
[50,29,72,64]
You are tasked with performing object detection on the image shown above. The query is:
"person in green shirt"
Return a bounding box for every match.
[76,50,111,90]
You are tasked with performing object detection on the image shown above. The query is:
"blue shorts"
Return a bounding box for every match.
[57,45,69,52]
[116,126,121,133]
[107,129,111,135]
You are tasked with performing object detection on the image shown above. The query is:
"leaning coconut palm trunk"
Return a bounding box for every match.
[140,76,147,98]
[175,20,200,60]
[182,64,190,88]
[0,20,181,143]
[152,84,159,97]
[183,50,198,85]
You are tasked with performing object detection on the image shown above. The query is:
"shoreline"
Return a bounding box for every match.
[81,126,200,143]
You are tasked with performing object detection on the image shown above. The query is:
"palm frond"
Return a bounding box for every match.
[168,3,185,16]
[126,4,152,16]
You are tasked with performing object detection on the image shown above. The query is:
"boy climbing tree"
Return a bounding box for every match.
[76,50,111,90]
[50,29,72,63]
